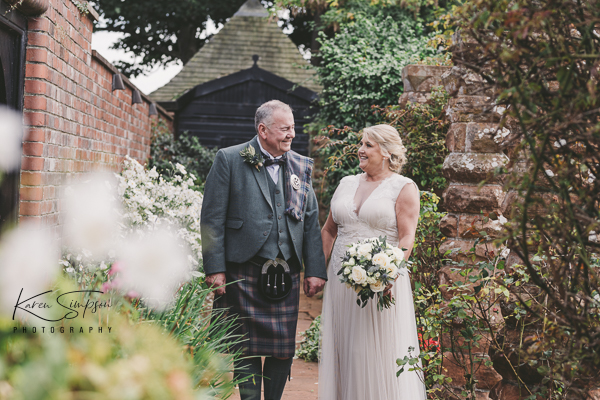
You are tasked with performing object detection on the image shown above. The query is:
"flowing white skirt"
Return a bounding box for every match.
[318,237,427,400]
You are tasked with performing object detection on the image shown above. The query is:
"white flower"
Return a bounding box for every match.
[350,266,368,285]
[348,257,356,266]
[344,267,350,275]
[369,280,386,293]
[62,173,123,261]
[148,167,159,179]
[391,247,405,262]
[118,227,192,310]
[0,106,26,171]
[0,224,59,319]
[175,163,187,175]
[348,245,358,257]
[385,264,399,279]
[372,252,390,267]
[357,243,373,258]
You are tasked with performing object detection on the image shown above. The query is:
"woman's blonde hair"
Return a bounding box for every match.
[361,124,407,173]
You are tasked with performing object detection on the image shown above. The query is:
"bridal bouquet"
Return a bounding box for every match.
[338,236,408,311]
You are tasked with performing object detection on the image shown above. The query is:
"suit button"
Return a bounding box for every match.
[277,202,281,207]
[263,231,268,236]
[276,190,280,194]
[279,229,283,233]
[278,215,282,220]
[268,214,273,219]
[278,241,282,246]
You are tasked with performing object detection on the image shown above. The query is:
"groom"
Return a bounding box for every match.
[201,100,327,400]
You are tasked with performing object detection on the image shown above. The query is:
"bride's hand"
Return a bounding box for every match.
[383,283,393,298]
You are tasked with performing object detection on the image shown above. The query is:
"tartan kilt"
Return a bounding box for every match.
[213,260,301,358]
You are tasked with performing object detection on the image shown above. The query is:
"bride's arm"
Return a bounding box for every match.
[394,183,421,260]
[321,210,338,267]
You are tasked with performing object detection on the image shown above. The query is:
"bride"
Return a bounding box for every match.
[319,124,426,400]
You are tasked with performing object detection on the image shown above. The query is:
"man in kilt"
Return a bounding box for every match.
[201,100,327,400]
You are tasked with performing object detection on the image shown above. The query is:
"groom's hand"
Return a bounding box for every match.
[304,276,326,297]
[206,273,226,296]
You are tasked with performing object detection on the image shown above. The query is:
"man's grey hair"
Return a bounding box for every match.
[255,100,293,133]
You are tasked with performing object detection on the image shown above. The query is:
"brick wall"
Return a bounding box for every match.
[19,0,172,231]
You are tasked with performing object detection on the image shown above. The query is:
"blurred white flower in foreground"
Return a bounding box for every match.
[118,228,191,310]
[0,106,26,171]
[62,173,122,261]
[0,224,59,318]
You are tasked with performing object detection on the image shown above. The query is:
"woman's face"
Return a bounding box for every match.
[358,134,385,174]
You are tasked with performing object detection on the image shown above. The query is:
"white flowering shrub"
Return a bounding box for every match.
[116,156,203,268]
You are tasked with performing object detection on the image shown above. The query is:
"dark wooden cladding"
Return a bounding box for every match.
[163,64,318,156]
[0,1,27,233]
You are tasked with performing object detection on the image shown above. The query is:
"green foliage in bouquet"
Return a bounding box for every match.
[149,119,216,192]
[295,315,322,363]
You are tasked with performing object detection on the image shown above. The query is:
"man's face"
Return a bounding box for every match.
[258,108,295,157]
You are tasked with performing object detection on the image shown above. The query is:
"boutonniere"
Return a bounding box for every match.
[239,145,265,171]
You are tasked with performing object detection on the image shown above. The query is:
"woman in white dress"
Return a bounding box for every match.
[319,124,426,400]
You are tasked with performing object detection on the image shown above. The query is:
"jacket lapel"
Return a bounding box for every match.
[248,136,273,210]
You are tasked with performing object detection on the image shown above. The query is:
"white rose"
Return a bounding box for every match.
[385,264,399,279]
[391,247,405,262]
[348,245,358,256]
[357,243,373,258]
[372,252,390,268]
[370,280,386,293]
[348,257,356,266]
[367,276,376,285]
[350,266,367,285]
[344,267,350,275]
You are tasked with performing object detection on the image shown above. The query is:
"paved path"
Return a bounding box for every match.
[228,275,323,400]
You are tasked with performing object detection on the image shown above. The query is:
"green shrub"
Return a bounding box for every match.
[314,87,450,208]
[149,119,217,192]
[295,315,321,362]
[315,10,436,130]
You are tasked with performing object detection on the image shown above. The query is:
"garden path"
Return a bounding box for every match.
[229,274,322,400]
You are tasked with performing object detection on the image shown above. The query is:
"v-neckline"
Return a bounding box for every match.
[351,174,393,217]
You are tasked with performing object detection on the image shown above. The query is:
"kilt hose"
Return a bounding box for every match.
[213,259,301,358]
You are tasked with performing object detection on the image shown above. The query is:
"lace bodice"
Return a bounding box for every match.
[330,173,417,246]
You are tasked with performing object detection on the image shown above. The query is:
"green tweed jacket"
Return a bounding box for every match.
[200,136,327,280]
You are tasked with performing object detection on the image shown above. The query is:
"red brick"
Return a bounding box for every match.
[28,32,50,48]
[18,215,42,225]
[26,63,50,80]
[21,156,44,171]
[26,47,48,63]
[24,95,47,111]
[22,142,44,156]
[20,202,42,216]
[23,128,45,142]
[20,187,43,201]
[20,171,42,186]
[28,17,51,32]
[24,79,48,95]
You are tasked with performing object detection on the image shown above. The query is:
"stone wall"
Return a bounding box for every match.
[402,64,519,399]
[17,0,172,233]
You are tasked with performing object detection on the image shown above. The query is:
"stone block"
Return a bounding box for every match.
[446,123,467,152]
[441,66,495,97]
[443,184,506,214]
[489,380,545,400]
[466,122,511,153]
[446,96,502,123]
[442,352,502,390]
[398,91,431,108]
[439,214,459,237]
[402,64,452,92]
[439,240,479,265]
[458,215,506,239]
[443,153,509,184]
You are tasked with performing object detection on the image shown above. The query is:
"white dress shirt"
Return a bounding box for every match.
[257,138,284,184]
